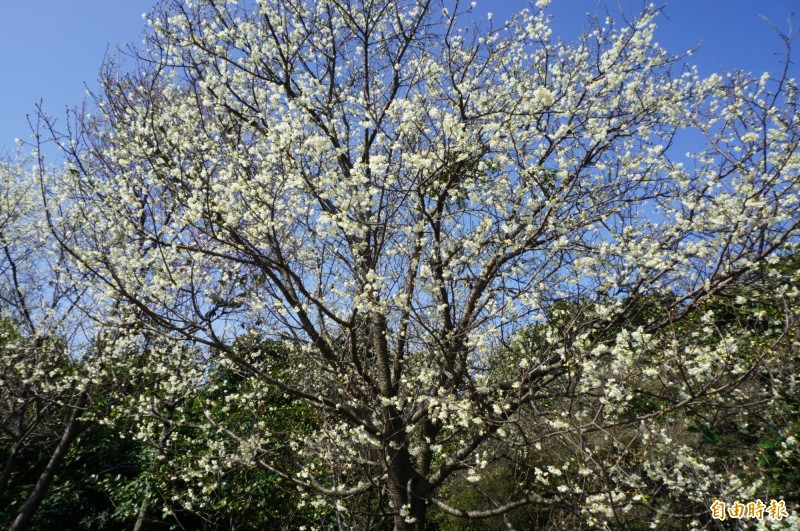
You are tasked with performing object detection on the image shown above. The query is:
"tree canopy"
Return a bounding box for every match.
[2,0,799,529]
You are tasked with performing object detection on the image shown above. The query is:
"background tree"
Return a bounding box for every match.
[0,155,119,529]
[431,257,799,528]
[0,154,154,530]
[0,155,326,529]
[40,0,800,528]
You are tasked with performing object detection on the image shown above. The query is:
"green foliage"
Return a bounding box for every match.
[757,389,800,502]
[0,423,141,529]
[687,420,720,445]
[0,332,330,529]
[433,256,800,528]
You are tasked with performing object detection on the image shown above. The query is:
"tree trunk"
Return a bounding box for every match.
[0,449,18,500]
[370,310,432,530]
[134,399,174,531]
[133,497,150,531]
[384,410,433,530]
[9,394,87,531]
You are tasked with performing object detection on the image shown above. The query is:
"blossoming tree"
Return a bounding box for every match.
[0,156,99,530]
[43,0,799,528]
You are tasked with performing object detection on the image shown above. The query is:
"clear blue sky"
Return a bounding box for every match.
[1,1,797,154]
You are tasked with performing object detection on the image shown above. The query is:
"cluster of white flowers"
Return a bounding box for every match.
[3,0,798,527]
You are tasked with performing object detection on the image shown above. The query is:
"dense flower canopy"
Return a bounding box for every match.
[2,0,799,528]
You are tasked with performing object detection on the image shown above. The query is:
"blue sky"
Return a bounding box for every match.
[1,1,797,155]
[0,1,150,152]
